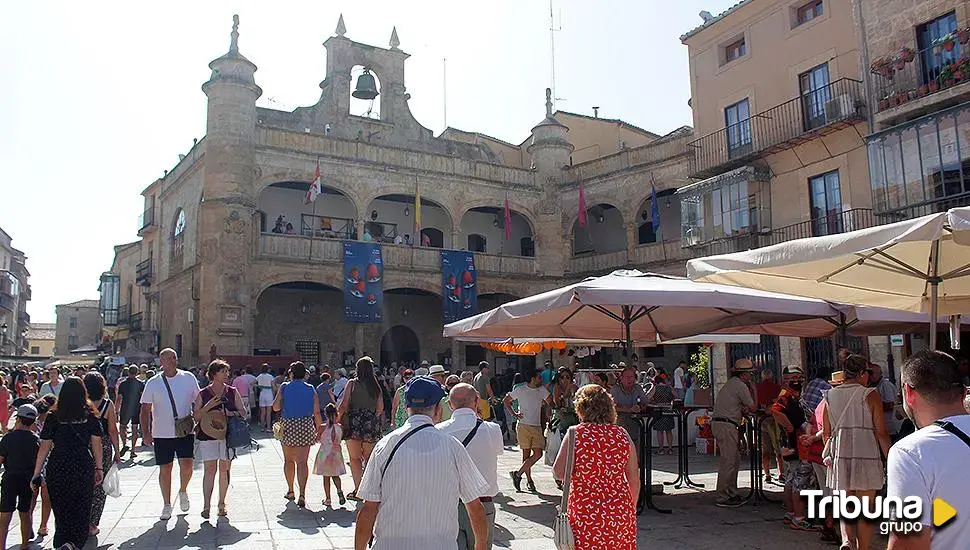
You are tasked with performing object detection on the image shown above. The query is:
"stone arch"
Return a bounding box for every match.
[456,199,539,235]
[256,169,363,220]
[365,192,455,241]
[350,65,381,120]
[383,275,442,297]
[252,269,344,306]
[567,201,627,256]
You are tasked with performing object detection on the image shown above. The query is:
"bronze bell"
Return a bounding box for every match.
[352,69,379,100]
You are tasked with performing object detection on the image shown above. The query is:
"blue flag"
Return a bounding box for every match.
[650,183,661,233]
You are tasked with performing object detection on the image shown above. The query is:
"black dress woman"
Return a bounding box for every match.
[32,377,104,550]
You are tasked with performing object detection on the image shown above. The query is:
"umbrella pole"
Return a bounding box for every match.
[624,306,633,360]
[930,281,939,351]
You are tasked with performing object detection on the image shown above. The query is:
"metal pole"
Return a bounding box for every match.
[625,306,633,360]
[929,238,941,351]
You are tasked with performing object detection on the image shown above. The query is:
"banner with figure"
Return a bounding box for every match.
[343,242,383,323]
[442,250,477,323]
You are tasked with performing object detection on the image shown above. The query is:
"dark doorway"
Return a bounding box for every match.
[420,228,444,248]
[380,325,420,367]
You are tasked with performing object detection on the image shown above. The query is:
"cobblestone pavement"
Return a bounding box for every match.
[7,432,888,549]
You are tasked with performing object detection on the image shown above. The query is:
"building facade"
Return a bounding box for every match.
[100,16,694,369]
[679,0,881,383]
[26,323,55,358]
[54,299,101,355]
[0,227,31,356]
[861,0,970,220]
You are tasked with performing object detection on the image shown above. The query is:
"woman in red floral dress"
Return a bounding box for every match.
[553,384,639,550]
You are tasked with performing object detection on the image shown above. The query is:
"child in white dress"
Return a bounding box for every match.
[313,403,347,507]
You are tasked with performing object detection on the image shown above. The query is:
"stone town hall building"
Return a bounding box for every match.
[99,15,695,369]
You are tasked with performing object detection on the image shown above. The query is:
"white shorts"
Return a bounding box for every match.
[197,439,228,462]
[258,389,274,407]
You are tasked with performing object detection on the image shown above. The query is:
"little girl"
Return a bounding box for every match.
[313,403,347,507]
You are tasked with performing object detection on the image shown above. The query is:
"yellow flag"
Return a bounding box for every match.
[414,183,422,236]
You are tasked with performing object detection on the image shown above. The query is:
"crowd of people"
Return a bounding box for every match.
[712,348,970,549]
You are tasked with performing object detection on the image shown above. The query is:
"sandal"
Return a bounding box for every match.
[347,491,361,501]
[38,527,48,537]
[284,491,295,501]
[201,509,210,519]
[297,497,306,509]
[218,504,227,517]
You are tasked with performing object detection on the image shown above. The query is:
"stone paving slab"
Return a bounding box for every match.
[1,433,889,549]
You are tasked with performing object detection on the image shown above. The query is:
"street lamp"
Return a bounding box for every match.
[0,323,7,354]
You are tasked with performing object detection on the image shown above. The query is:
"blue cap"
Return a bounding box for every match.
[404,376,446,408]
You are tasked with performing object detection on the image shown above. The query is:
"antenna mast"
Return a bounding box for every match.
[443,57,448,131]
[549,0,556,109]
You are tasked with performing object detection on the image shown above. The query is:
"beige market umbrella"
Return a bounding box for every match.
[688,207,970,349]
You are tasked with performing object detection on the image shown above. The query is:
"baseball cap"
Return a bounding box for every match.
[16,404,37,420]
[783,365,805,376]
[404,376,446,408]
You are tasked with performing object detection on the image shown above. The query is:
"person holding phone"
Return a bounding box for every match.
[31,377,104,550]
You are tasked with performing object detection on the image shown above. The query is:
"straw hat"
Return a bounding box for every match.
[829,371,845,386]
[199,409,227,439]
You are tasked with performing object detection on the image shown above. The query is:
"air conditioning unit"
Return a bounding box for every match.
[824,94,855,121]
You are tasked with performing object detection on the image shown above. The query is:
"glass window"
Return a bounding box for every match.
[918,121,940,204]
[680,196,704,246]
[868,141,887,212]
[796,0,823,25]
[171,209,186,260]
[725,38,746,62]
[883,133,905,210]
[917,12,959,85]
[712,189,723,237]
[725,99,752,156]
[69,317,77,329]
[68,336,77,350]
[800,64,831,131]
[809,171,843,236]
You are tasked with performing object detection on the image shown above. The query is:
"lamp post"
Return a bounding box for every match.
[0,322,7,355]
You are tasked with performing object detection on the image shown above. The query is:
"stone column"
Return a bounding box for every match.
[626,222,637,260]
[451,229,462,251]
[355,325,364,358]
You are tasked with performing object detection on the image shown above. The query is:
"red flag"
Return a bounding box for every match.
[503,198,512,241]
[578,182,587,227]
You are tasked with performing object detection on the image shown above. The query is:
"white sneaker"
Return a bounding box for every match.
[178,491,190,512]
[160,504,172,520]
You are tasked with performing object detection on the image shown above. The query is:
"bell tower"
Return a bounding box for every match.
[198,15,262,357]
[528,89,574,277]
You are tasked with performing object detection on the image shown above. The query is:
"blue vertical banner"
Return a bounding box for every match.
[442,250,477,323]
[343,242,383,323]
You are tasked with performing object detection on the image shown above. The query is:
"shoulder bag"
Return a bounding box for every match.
[272,383,286,441]
[554,426,576,550]
[162,374,195,438]
[225,386,251,449]
[821,386,862,464]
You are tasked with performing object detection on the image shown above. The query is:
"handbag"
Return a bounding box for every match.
[162,374,195,438]
[227,416,251,448]
[554,426,576,550]
[821,386,861,465]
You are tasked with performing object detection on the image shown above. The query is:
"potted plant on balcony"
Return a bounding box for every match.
[878,95,890,110]
[939,63,956,88]
[918,84,929,97]
[870,57,894,79]
[900,46,916,63]
[959,26,970,45]
[893,54,907,70]
[935,32,957,53]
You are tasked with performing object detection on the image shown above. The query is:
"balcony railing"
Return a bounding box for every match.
[129,312,143,332]
[567,242,685,275]
[139,207,156,232]
[136,258,153,285]
[118,303,131,327]
[687,78,866,179]
[257,233,539,275]
[872,40,968,114]
[685,208,875,257]
[875,193,970,223]
[18,310,29,326]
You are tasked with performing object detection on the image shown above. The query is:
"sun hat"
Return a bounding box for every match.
[428,365,447,376]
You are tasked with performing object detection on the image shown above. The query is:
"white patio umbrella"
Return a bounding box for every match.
[442,270,843,352]
[688,207,970,349]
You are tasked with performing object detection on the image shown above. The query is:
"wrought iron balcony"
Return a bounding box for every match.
[0,292,14,313]
[871,39,970,115]
[138,207,156,233]
[136,258,153,285]
[685,208,875,257]
[18,310,29,326]
[687,78,866,179]
[118,303,131,327]
[129,312,143,332]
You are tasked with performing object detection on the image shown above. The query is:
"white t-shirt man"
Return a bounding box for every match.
[140,370,200,439]
[673,365,686,390]
[508,384,550,427]
[887,414,970,549]
[438,408,505,497]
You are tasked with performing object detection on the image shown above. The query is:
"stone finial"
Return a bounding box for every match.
[389,26,400,50]
[230,14,240,53]
[545,88,553,117]
[335,14,347,37]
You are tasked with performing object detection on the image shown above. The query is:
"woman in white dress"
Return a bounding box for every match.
[255,364,276,432]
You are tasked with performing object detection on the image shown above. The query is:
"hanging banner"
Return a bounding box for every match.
[442,250,477,323]
[343,242,383,323]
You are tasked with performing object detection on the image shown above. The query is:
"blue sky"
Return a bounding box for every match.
[0,0,738,322]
